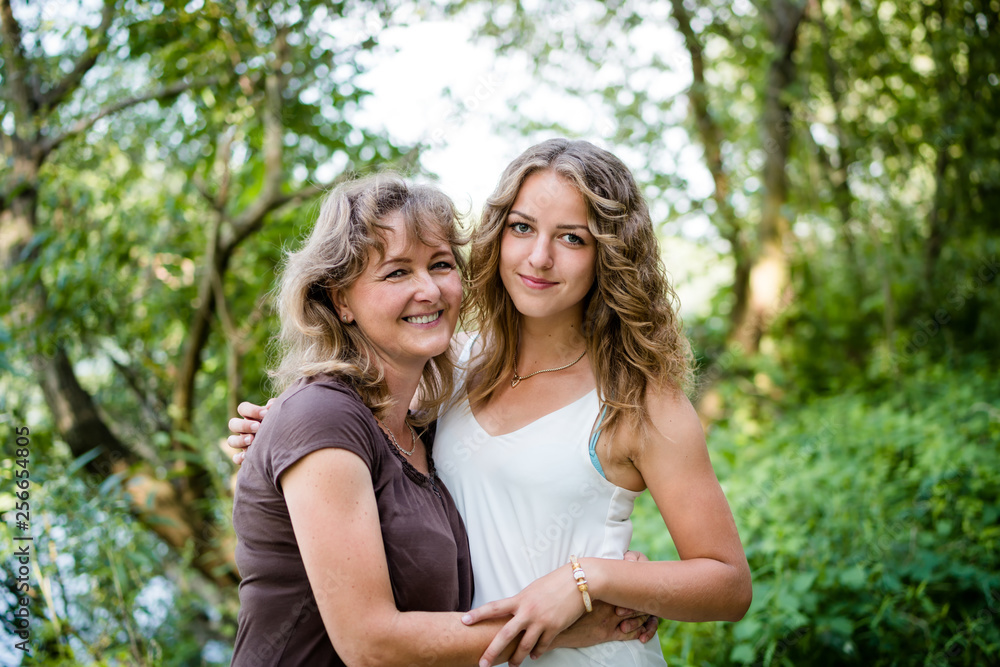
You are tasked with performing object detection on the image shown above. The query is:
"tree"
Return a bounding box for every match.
[465,0,999,386]
[2,0,419,659]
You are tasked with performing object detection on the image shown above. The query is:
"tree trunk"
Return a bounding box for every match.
[816,2,858,258]
[669,0,753,309]
[668,0,756,420]
[728,0,806,353]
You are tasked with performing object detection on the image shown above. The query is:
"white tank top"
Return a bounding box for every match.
[434,338,668,666]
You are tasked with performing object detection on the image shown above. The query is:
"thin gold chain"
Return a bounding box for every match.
[511,349,587,388]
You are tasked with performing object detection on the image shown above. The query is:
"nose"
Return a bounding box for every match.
[528,237,553,270]
[413,269,443,302]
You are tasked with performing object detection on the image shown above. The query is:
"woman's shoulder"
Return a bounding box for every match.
[450,330,480,353]
[450,330,484,363]
[645,382,698,416]
[273,374,371,428]
[261,374,382,479]
[620,384,704,457]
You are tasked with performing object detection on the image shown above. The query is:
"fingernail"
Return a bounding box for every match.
[461,614,472,625]
[244,435,253,445]
[250,421,259,432]
[261,409,269,418]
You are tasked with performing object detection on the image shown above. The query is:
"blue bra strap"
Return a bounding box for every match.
[589,405,609,479]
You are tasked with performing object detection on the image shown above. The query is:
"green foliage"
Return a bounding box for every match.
[2,426,235,665]
[632,362,1000,666]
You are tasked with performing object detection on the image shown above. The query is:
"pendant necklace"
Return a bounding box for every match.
[511,349,587,387]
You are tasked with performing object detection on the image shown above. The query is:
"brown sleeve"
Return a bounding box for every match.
[258,379,382,492]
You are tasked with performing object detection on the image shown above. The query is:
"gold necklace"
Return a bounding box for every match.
[378,418,417,456]
[511,349,587,387]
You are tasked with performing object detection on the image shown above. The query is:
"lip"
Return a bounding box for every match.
[518,273,557,289]
[402,310,443,326]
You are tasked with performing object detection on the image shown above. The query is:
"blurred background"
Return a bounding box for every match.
[2,0,998,664]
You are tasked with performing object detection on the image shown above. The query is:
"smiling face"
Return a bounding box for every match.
[334,211,462,372]
[499,169,597,325]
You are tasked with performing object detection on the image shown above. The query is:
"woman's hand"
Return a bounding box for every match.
[461,563,590,667]
[227,399,274,464]
[553,600,648,650]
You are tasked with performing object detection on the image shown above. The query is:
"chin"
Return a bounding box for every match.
[416,338,453,360]
[512,300,564,320]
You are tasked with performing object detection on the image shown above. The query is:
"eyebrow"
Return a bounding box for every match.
[376,248,453,271]
[508,209,536,223]
[509,210,589,231]
[376,256,411,270]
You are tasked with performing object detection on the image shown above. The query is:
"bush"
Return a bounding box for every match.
[631,362,1000,666]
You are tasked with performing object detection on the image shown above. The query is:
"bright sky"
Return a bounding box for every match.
[356,20,537,209]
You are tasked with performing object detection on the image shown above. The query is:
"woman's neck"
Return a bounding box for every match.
[515,314,588,370]
[378,361,423,430]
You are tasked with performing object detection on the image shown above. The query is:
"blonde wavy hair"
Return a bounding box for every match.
[271,173,466,425]
[463,138,692,438]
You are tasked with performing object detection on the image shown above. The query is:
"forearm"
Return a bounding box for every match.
[337,611,517,667]
[583,557,752,622]
[285,450,519,666]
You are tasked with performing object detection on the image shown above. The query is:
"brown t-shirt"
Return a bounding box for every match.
[231,374,473,666]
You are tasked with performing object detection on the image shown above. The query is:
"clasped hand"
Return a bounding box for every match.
[460,560,656,667]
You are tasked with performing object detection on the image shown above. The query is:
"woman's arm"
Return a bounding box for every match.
[283,446,514,666]
[282,447,646,667]
[583,388,751,621]
[463,390,751,665]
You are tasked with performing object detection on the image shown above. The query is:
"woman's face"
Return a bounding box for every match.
[499,169,597,324]
[335,212,462,372]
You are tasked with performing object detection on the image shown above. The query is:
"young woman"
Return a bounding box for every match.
[229,173,647,666]
[231,141,751,666]
[443,139,750,666]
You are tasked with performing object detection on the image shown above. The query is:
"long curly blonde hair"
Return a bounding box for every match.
[463,139,692,437]
[271,173,466,425]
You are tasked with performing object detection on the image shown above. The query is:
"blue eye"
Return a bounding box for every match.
[384,269,407,279]
[509,222,531,234]
[564,233,585,246]
[432,261,455,271]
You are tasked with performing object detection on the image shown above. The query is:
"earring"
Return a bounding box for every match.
[342,315,349,323]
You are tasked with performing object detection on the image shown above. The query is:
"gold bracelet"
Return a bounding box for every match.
[568,555,593,613]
